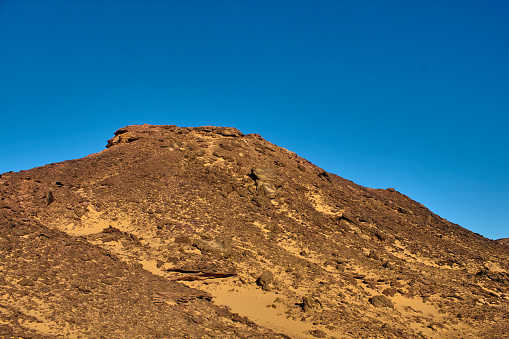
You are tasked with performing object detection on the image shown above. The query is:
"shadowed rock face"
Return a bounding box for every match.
[1,123,508,338]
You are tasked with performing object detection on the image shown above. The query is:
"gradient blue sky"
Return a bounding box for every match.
[1,1,508,239]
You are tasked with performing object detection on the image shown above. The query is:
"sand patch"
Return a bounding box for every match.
[65,207,133,236]
[65,205,105,236]
[392,294,441,316]
[184,279,348,339]
[277,238,323,266]
[390,295,475,338]
[387,240,445,268]
[306,190,341,216]
[139,259,166,277]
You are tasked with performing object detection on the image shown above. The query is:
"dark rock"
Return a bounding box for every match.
[301,296,322,312]
[382,288,398,297]
[309,329,327,338]
[397,206,413,215]
[318,171,332,183]
[256,270,274,291]
[373,232,386,242]
[46,190,55,205]
[18,278,35,286]
[369,295,394,309]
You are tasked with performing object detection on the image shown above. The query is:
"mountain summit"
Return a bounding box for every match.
[1,124,508,338]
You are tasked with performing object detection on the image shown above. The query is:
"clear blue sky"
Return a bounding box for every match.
[1,1,508,239]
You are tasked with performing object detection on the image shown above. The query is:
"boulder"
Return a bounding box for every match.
[106,131,140,148]
[251,167,284,186]
[258,181,277,199]
[256,270,274,291]
[193,237,232,258]
[46,190,55,206]
[484,261,507,273]
[250,167,283,199]
[301,296,322,312]
[309,329,327,338]
[369,295,394,309]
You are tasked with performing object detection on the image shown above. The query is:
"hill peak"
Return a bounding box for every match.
[106,124,244,148]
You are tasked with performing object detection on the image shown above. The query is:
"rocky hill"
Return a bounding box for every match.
[1,124,508,338]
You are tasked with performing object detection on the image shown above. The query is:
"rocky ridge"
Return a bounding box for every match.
[1,124,508,338]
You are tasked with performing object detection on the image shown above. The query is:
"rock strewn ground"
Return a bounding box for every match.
[1,124,508,338]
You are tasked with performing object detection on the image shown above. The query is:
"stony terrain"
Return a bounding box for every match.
[1,124,508,338]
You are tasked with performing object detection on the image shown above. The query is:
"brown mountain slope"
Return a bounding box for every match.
[497,238,509,245]
[1,124,508,339]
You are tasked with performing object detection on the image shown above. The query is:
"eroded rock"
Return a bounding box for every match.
[46,190,55,205]
[250,167,283,199]
[256,270,274,291]
[301,296,322,312]
[369,295,394,309]
[193,236,232,258]
[106,131,140,148]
